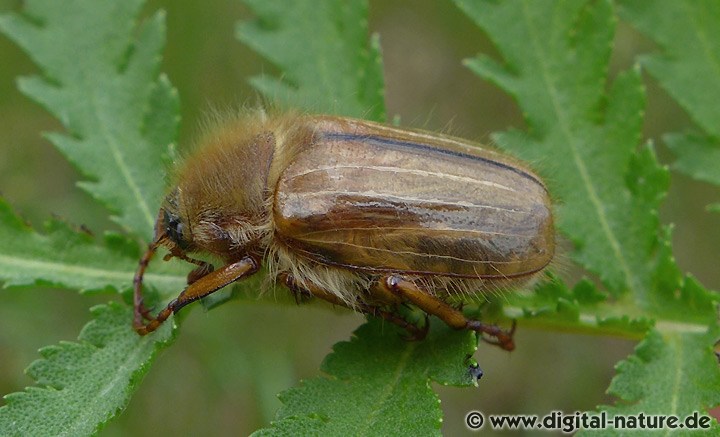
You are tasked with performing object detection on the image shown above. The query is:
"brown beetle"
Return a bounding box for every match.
[133,113,555,350]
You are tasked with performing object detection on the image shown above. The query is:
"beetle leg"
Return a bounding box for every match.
[186,261,215,285]
[278,273,314,305]
[382,275,515,351]
[134,256,260,335]
[475,320,516,349]
[134,242,159,325]
[278,273,428,340]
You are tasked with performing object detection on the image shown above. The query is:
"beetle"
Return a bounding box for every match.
[132,113,555,350]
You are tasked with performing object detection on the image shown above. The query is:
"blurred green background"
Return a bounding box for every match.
[0,0,718,435]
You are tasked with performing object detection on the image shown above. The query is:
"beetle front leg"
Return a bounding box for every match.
[134,256,260,335]
[381,275,516,351]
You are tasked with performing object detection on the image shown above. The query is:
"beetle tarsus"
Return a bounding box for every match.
[466,319,516,351]
[138,301,155,321]
[134,306,174,336]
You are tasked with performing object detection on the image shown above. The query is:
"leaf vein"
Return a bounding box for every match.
[521,0,638,293]
[93,89,156,232]
[0,253,183,288]
[361,344,416,436]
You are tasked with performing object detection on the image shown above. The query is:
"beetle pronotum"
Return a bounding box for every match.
[133,113,555,350]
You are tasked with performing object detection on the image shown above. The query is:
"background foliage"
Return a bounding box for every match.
[0,0,718,435]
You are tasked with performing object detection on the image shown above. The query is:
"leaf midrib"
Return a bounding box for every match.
[521,0,639,294]
[59,333,155,436]
[0,252,184,288]
[503,305,710,336]
[659,333,683,437]
[92,85,156,233]
[358,343,416,436]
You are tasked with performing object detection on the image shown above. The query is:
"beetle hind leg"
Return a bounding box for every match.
[381,275,516,351]
[279,272,429,340]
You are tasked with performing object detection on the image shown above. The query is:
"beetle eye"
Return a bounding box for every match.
[164,210,189,250]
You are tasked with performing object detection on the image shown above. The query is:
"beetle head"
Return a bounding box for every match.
[155,187,195,253]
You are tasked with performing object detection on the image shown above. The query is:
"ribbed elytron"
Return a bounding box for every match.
[133,114,555,350]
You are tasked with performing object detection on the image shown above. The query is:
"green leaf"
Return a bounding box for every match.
[255,318,478,436]
[617,0,720,207]
[0,197,185,294]
[586,329,720,436]
[504,274,653,339]
[0,1,183,434]
[649,226,719,324]
[664,131,720,187]
[617,0,720,138]
[455,0,663,298]
[453,0,718,337]
[0,302,174,436]
[0,0,179,241]
[455,0,720,422]
[236,0,385,121]
[665,132,720,213]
